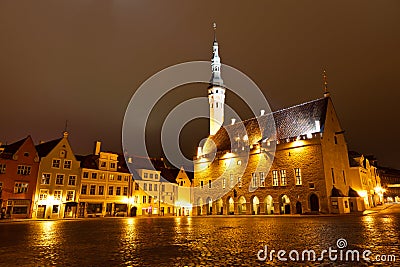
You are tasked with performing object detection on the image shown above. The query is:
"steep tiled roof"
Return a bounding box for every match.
[0,136,29,159]
[77,154,131,174]
[159,167,180,183]
[35,138,62,158]
[208,98,329,152]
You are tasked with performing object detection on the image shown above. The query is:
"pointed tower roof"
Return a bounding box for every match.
[210,22,224,86]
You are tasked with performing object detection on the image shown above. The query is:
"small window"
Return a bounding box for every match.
[24,152,29,157]
[98,186,104,195]
[41,173,51,184]
[14,182,28,193]
[309,183,315,189]
[280,170,287,186]
[149,184,153,191]
[134,183,139,191]
[334,136,338,145]
[52,205,59,213]
[143,196,147,203]
[109,174,114,181]
[108,186,114,195]
[0,164,6,174]
[161,184,165,192]
[39,189,48,200]
[230,174,234,188]
[66,190,75,201]
[238,177,242,188]
[100,161,106,168]
[222,178,226,189]
[124,176,129,182]
[260,172,265,187]
[68,175,76,186]
[144,173,148,179]
[110,163,116,169]
[63,160,72,169]
[92,173,97,179]
[83,172,89,179]
[116,187,121,196]
[150,174,153,179]
[294,168,302,185]
[123,187,128,196]
[54,190,62,200]
[90,185,96,195]
[154,184,158,191]
[155,174,159,179]
[272,171,279,186]
[56,174,64,185]
[117,175,122,181]
[200,181,204,188]
[251,173,257,188]
[81,185,87,194]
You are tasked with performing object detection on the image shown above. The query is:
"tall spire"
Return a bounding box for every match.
[210,22,223,86]
[323,69,330,98]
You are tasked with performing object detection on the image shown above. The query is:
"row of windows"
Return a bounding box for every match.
[81,184,128,196]
[14,182,29,194]
[143,173,159,179]
[52,159,72,169]
[82,171,130,182]
[17,165,31,176]
[134,182,166,192]
[39,189,75,201]
[41,173,77,186]
[99,161,117,169]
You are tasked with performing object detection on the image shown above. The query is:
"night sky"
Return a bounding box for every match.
[1,1,399,169]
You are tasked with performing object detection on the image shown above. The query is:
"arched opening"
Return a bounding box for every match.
[264,195,274,215]
[227,197,234,215]
[197,197,203,215]
[251,196,260,215]
[295,201,302,214]
[130,206,137,217]
[238,196,247,215]
[280,195,291,214]
[310,194,319,212]
[216,198,223,215]
[206,197,213,215]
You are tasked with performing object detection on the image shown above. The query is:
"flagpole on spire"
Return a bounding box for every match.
[213,22,217,42]
[323,70,330,98]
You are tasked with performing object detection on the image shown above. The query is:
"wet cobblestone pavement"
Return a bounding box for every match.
[0,206,399,266]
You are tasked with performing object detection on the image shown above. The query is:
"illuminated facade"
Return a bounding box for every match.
[0,136,39,218]
[33,132,81,219]
[77,141,132,217]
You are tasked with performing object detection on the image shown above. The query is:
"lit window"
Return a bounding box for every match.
[222,178,226,189]
[108,186,114,195]
[39,189,48,200]
[81,185,87,194]
[98,186,104,195]
[54,190,62,201]
[99,173,105,180]
[14,182,28,193]
[294,168,302,185]
[260,172,265,187]
[109,174,114,181]
[90,185,96,195]
[17,165,31,175]
[41,173,51,184]
[52,159,61,168]
[123,187,128,196]
[0,164,6,174]
[63,160,72,169]
[251,173,257,188]
[66,190,75,201]
[238,177,242,188]
[68,175,76,186]
[280,170,287,186]
[52,205,59,213]
[56,174,64,185]
[272,171,279,186]
[230,174,234,188]
[237,160,242,166]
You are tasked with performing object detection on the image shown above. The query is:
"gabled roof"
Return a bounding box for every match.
[35,138,62,158]
[208,97,329,152]
[0,136,30,159]
[159,167,180,183]
[77,153,131,174]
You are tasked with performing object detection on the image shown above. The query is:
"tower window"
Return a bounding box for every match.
[216,102,218,108]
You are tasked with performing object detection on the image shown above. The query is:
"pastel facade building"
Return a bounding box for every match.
[33,132,81,219]
[77,142,132,217]
[0,136,39,218]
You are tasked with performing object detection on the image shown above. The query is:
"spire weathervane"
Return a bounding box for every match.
[213,22,217,42]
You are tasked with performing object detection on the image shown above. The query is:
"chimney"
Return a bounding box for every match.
[231,118,236,125]
[128,157,133,164]
[94,141,101,155]
[260,110,265,116]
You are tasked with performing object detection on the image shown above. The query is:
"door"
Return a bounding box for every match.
[296,202,302,214]
[310,194,319,212]
[37,205,46,218]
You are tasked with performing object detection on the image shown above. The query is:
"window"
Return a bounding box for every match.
[83,172,89,179]
[123,187,128,196]
[260,172,265,187]
[81,185,87,194]
[54,190,62,201]
[148,196,152,203]
[68,175,76,186]
[98,186,104,195]
[150,174,153,179]
[100,161,106,168]
[17,165,31,175]
[149,184,152,191]
[92,173,97,179]
[124,176,129,182]
[334,136,338,145]
[117,175,122,181]
[251,173,257,187]
[144,173,148,179]
[331,168,335,184]
[155,174,159,179]
[59,149,67,158]
[66,190,75,201]
[162,184,165,192]
[0,164,6,174]
[222,178,226,189]
[24,152,29,157]
[154,184,158,191]
[272,171,279,186]
[108,186,114,195]
[110,163,116,169]
[280,170,287,186]
[237,160,242,166]
[56,174,64,185]
[135,183,139,191]
[90,185,96,195]
[230,174,234,188]
[208,180,212,188]
[109,174,114,181]
[52,159,61,168]
[41,173,51,184]
[116,187,121,196]
[294,168,302,185]
[143,183,147,191]
[200,181,204,188]
[309,183,315,189]
[52,205,59,213]
[143,196,147,203]
[99,173,105,180]
[343,170,346,185]
[238,177,242,188]
[14,182,28,193]
[39,189,48,200]
[63,160,72,169]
